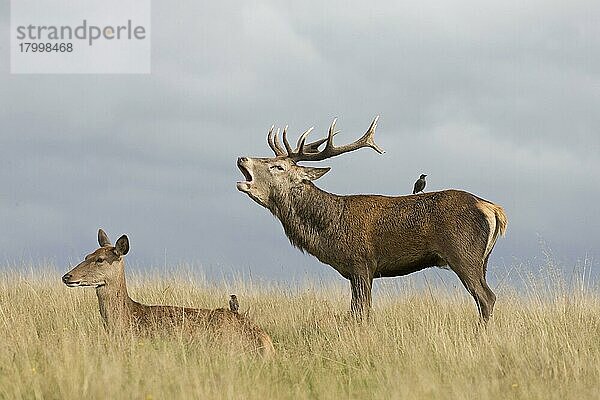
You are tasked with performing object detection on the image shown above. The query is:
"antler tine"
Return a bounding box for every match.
[302,130,340,153]
[289,116,384,162]
[272,127,287,156]
[297,118,339,154]
[295,126,314,153]
[324,117,338,151]
[362,115,384,154]
[267,125,284,156]
[282,125,294,154]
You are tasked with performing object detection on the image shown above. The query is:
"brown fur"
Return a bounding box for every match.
[237,121,507,322]
[63,231,275,357]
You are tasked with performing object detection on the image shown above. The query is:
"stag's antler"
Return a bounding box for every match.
[267,126,285,156]
[266,116,384,161]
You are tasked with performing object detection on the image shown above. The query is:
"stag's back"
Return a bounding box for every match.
[335,190,507,273]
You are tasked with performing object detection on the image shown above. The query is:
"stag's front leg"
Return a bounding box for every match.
[350,273,373,320]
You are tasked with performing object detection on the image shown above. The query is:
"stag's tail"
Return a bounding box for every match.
[476,201,508,258]
[492,204,508,238]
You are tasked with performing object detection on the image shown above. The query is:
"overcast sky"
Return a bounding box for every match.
[1,1,599,283]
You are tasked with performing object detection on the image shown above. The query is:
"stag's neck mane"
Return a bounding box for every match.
[269,182,344,257]
[95,266,137,331]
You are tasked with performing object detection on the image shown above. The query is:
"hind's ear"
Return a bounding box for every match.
[114,235,129,256]
[300,166,330,181]
[98,229,111,247]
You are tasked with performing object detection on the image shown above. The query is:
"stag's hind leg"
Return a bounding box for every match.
[450,258,496,323]
[472,277,496,323]
[480,256,496,318]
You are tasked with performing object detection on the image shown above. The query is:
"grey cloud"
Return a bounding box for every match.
[1,0,599,281]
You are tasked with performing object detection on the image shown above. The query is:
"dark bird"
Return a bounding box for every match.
[229,294,239,313]
[413,174,427,194]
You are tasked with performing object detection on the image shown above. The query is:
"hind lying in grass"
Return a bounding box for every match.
[62,229,274,357]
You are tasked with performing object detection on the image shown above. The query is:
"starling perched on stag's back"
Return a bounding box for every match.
[229,294,239,313]
[413,174,427,194]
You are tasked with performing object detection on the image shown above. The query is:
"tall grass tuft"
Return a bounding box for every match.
[0,265,599,399]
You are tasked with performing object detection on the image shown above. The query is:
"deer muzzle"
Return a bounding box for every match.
[236,157,253,192]
[62,273,82,287]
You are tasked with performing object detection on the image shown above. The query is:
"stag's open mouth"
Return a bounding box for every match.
[238,164,252,182]
[236,159,253,192]
[64,280,82,287]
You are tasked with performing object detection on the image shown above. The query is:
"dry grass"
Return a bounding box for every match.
[0,266,599,400]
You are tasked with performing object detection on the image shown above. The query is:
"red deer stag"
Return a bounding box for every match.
[62,229,275,356]
[236,117,507,322]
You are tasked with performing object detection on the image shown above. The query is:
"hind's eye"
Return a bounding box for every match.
[270,165,285,171]
[96,258,105,264]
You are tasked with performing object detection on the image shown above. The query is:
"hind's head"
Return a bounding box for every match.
[62,229,129,288]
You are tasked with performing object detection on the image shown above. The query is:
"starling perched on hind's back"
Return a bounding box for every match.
[229,294,239,313]
[413,174,427,194]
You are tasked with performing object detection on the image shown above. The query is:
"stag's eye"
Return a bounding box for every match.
[270,165,285,171]
[96,258,105,264]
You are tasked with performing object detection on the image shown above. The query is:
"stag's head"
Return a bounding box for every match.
[62,229,130,288]
[237,117,383,208]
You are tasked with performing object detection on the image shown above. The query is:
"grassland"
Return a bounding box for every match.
[0,266,599,399]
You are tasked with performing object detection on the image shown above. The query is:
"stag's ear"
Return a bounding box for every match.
[114,235,130,256]
[300,166,330,181]
[98,229,111,247]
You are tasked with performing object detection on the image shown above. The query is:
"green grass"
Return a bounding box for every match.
[0,267,599,399]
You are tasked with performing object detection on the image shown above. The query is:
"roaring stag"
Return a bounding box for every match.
[236,117,507,321]
[62,229,275,356]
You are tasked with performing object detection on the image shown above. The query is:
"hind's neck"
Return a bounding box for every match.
[95,266,135,331]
